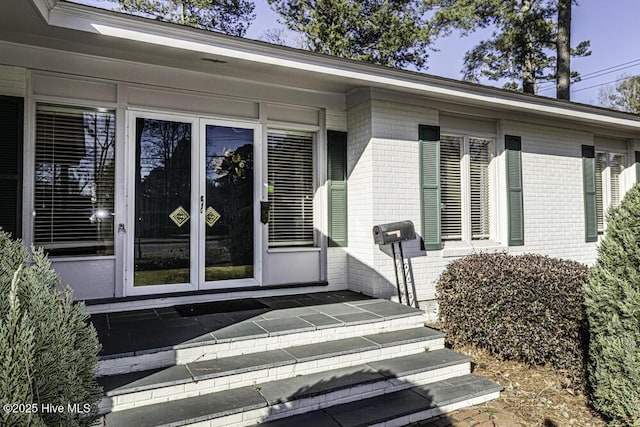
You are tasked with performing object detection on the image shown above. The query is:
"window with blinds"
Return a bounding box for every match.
[469,138,491,240]
[440,136,462,240]
[610,153,626,208]
[595,152,606,233]
[440,134,492,242]
[34,104,115,256]
[267,130,315,247]
[595,151,626,233]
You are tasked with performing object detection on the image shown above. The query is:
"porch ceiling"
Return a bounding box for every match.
[1,1,357,94]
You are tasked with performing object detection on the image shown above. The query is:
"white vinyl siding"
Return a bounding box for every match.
[440,134,492,243]
[267,130,315,247]
[34,104,116,256]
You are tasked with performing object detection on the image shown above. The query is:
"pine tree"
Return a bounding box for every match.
[266,0,433,70]
[425,0,590,94]
[584,184,640,425]
[0,231,102,426]
[117,0,255,36]
[556,0,571,100]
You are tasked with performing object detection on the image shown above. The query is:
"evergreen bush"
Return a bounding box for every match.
[0,230,102,426]
[437,252,589,388]
[585,184,640,426]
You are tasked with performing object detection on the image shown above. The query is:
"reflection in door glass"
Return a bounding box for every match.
[205,125,254,281]
[134,118,191,286]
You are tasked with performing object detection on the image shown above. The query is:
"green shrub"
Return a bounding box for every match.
[0,230,102,426]
[585,184,640,426]
[436,252,589,387]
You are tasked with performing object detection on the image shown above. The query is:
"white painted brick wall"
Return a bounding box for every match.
[346,100,375,295]
[371,99,438,140]
[349,98,445,301]
[326,108,347,132]
[338,98,623,311]
[327,248,348,288]
[0,65,26,97]
[369,137,422,299]
[503,121,598,265]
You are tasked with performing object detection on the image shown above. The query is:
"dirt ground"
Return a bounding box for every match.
[445,344,606,427]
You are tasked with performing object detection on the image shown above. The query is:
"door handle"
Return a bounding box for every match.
[200,195,204,213]
[260,201,271,224]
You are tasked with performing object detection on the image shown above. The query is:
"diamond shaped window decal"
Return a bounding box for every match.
[205,207,221,227]
[169,206,190,228]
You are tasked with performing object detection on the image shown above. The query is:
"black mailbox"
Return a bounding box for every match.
[372,220,416,245]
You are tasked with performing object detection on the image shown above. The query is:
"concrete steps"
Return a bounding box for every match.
[95,292,501,426]
[256,374,503,427]
[97,300,429,376]
[100,327,446,413]
[104,351,494,427]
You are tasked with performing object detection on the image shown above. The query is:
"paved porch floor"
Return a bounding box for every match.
[90,290,423,359]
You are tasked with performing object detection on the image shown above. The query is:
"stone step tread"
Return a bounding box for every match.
[256,374,503,427]
[102,327,445,396]
[173,301,425,349]
[106,385,263,427]
[96,299,424,360]
[104,349,471,427]
[254,350,470,405]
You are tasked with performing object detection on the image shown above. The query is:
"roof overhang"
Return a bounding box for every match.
[7,0,640,133]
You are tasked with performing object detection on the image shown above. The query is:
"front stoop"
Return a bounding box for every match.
[95,292,502,426]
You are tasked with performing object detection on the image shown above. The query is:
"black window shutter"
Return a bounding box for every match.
[582,145,598,242]
[0,96,23,238]
[505,135,524,246]
[636,151,640,184]
[327,130,348,247]
[419,124,441,250]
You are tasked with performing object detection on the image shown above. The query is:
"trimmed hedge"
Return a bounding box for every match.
[437,252,589,387]
[0,230,102,426]
[585,184,640,425]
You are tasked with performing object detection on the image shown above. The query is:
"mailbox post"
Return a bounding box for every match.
[372,221,419,308]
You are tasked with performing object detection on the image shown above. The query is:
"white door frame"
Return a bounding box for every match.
[124,110,262,296]
[197,118,262,290]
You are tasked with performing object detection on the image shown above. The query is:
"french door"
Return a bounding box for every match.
[125,112,261,296]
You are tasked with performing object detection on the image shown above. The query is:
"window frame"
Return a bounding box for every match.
[266,127,318,248]
[440,132,495,244]
[595,150,627,234]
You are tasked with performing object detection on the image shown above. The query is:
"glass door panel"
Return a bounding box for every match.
[134,118,192,286]
[204,125,254,282]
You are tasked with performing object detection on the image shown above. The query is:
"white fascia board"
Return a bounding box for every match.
[45,2,640,131]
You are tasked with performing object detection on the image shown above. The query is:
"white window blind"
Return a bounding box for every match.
[267,131,314,247]
[440,136,462,240]
[595,152,606,232]
[469,138,491,240]
[610,153,625,208]
[34,104,115,256]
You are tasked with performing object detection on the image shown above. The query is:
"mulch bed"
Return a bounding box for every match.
[454,344,606,427]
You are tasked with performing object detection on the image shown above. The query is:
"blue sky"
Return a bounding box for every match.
[78,0,640,106]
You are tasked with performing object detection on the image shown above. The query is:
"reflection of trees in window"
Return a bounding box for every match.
[34,105,115,256]
[136,119,191,242]
[207,143,253,266]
